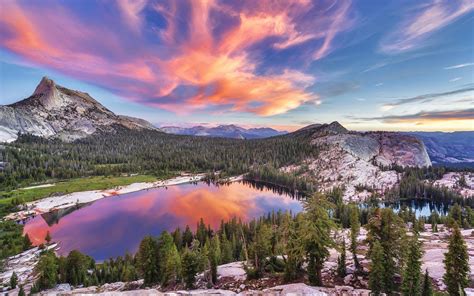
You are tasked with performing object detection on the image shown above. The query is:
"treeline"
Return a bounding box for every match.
[18,194,471,295]
[245,165,317,195]
[0,128,317,191]
[384,166,474,207]
[0,221,32,261]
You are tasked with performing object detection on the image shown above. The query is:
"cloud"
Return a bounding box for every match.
[380,0,474,54]
[117,0,148,32]
[354,108,474,123]
[0,0,354,116]
[449,77,462,82]
[444,62,474,69]
[382,87,474,109]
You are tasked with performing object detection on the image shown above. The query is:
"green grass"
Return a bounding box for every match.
[0,174,168,206]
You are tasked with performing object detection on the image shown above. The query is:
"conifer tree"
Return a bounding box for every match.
[443,223,470,295]
[369,241,385,295]
[366,208,406,293]
[135,236,159,286]
[401,235,423,296]
[10,271,18,289]
[182,248,199,289]
[35,252,59,290]
[421,270,433,296]
[159,231,182,286]
[209,236,221,284]
[251,223,272,278]
[283,214,305,282]
[18,285,25,296]
[349,205,361,272]
[220,235,233,264]
[336,238,347,278]
[183,225,194,248]
[302,194,335,286]
[23,234,32,250]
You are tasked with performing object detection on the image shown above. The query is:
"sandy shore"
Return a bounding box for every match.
[4,174,206,221]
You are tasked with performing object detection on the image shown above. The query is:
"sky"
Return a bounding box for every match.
[0,0,473,132]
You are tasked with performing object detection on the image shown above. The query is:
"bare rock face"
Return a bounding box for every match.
[283,122,432,201]
[0,77,156,142]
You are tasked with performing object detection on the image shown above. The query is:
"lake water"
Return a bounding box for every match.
[23,181,303,261]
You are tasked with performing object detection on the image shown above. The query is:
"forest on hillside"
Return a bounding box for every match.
[0,127,317,191]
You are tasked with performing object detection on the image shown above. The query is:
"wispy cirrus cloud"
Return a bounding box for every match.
[382,87,474,109]
[380,0,474,54]
[0,0,354,116]
[444,62,474,69]
[354,108,474,123]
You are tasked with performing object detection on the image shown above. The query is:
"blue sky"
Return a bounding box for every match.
[0,0,473,131]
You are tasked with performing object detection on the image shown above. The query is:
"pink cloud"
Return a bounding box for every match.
[380,0,474,54]
[0,0,352,116]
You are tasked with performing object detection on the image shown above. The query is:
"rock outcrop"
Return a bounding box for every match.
[0,77,156,142]
[283,122,432,201]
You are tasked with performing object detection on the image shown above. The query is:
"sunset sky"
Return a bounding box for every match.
[0,0,473,131]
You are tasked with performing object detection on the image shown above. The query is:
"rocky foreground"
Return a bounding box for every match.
[2,224,473,295]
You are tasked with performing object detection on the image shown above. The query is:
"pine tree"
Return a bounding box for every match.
[35,252,59,290]
[10,271,18,289]
[251,223,272,278]
[183,225,194,248]
[366,208,406,293]
[336,238,347,278]
[159,231,182,286]
[421,270,433,296]
[220,235,233,264]
[401,235,423,296]
[135,236,159,286]
[349,205,361,272]
[283,214,305,282]
[368,241,385,295]
[209,236,221,284]
[443,223,470,295]
[23,234,32,250]
[18,285,25,296]
[302,194,335,286]
[181,248,199,289]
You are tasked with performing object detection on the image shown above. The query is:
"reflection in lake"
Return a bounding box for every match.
[23,181,303,261]
[387,199,451,217]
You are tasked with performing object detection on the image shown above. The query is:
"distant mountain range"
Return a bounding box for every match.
[160,125,287,139]
[0,77,471,168]
[405,131,474,165]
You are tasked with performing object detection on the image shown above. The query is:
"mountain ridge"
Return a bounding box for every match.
[160,124,287,139]
[0,77,157,142]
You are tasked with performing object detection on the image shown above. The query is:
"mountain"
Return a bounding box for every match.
[282,121,432,201]
[160,124,287,139]
[0,77,156,142]
[405,131,474,166]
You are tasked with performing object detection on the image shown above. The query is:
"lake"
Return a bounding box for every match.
[23,181,303,261]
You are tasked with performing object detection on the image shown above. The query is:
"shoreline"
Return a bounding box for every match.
[4,173,206,222]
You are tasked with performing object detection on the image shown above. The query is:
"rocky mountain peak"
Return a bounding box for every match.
[295,121,348,138]
[325,121,348,134]
[1,76,156,142]
[33,76,56,96]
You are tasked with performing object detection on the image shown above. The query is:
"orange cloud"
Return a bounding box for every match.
[0,0,352,116]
